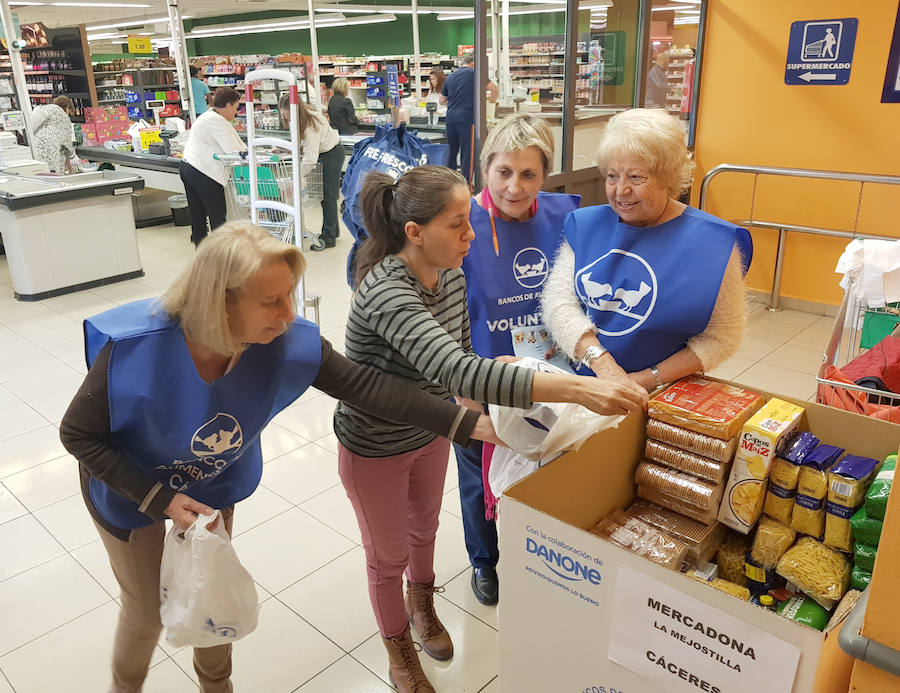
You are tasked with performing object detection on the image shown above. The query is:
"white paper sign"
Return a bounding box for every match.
[608,566,800,693]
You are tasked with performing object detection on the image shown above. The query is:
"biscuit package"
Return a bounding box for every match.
[645,418,738,462]
[644,439,730,483]
[649,377,765,440]
[625,500,726,564]
[593,511,689,570]
[718,398,805,533]
[635,461,723,515]
[637,486,719,525]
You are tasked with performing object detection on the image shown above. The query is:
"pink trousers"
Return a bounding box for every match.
[338,436,450,638]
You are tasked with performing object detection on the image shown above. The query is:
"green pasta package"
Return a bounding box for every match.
[864,453,895,521]
[850,506,884,546]
[853,542,877,573]
[850,565,872,591]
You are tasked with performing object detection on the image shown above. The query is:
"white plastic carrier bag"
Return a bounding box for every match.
[159,510,259,648]
[487,357,625,497]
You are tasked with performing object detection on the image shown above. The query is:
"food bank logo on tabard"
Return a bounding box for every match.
[513,247,549,289]
[574,249,657,336]
[191,413,243,456]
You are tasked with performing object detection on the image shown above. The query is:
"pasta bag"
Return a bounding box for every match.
[764,432,819,524]
[776,537,850,610]
[716,531,751,586]
[824,455,878,552]
[718,398,805,533]
[790,444,843,538]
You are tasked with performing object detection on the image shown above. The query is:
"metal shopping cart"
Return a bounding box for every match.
[218,153,322,244]
[215,68,320,324]
[816,289,900,423]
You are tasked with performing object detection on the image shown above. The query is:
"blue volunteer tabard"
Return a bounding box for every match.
[464,192,580,359]
[83,298,322,529]
[565,205,751,374]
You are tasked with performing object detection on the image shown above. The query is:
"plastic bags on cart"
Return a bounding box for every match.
[485,358,625,498]
[835,238,900,319]
[341,124,449,287]
[159,510,259,648]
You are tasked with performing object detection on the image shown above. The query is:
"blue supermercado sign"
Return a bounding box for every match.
[785,17,858,85]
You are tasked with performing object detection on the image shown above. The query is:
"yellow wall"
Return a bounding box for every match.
[692,1,900,305]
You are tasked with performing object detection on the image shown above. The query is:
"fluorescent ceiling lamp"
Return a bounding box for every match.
[187,14,393,39]
[9,2,44,5]
[52,2,151,6]
[438,6,568,19]
[87,15,192,30]
[189,14,346,34]
[673,17,699,24]
[316,4,470,13]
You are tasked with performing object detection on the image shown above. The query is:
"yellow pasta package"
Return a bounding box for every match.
[776,537,850,610]
[763,432,819,524]
[716,531,751,586]
[708,578,751,601]
[791,444,843,538]
[750,516,796,569]
[824,455,878,552]
[718,398,805,533]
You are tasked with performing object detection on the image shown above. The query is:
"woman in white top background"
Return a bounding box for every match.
[279,95,343,251]
[180,87,247,246]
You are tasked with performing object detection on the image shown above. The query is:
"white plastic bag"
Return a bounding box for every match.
[487,357,625,496]
[159,510,259,648]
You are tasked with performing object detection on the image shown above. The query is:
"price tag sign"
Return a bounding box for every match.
[139,128,161,150]
[608,566,801,693]
[127,35,152,54]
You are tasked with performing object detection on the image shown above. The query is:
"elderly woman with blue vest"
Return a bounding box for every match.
[456,113,580,606]
[541,108,752,390]
[58,222,504,693]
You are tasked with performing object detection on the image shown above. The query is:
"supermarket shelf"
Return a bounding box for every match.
[98,98,125,104]
[140,83,179,89]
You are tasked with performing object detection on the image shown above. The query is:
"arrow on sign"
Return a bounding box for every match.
[798,72,837,82]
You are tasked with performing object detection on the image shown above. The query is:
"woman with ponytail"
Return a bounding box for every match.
[335,165,648,692]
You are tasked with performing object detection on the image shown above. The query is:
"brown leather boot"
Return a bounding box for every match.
[382,627,435,693]
[404,580,454,661]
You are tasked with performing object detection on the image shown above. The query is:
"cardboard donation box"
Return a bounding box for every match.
[498,384,900,693]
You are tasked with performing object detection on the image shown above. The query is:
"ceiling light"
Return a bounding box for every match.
[87,15,192,30]
[673,17,700,24]
[9,2,45,5]
[51,2,152,6]
[187,14,393,39]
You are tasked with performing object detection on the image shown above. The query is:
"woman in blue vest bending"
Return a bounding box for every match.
[455,113,580,607]
[59,222,504,693]
[541,108,752,391]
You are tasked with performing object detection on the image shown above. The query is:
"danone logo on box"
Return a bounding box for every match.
[523,525,605,606]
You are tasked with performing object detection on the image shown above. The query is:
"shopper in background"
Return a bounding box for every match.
[327,77,359,135]
[336,165,647,693]
[189,64,210,118]
[279,95,343,251]
[30,94,75,174]
[425,68,445,103]
[645,50,669,108]
[542,108,752,393]
[456,113,580,607]
[180,86,246,247]
[59,221,506,693]
[439,54,498,183]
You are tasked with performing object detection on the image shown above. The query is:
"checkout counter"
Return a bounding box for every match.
[0,170,145,301]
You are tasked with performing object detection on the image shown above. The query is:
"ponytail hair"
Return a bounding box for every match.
[355,165,467,285]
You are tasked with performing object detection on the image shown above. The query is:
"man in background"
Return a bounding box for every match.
[440,54,498,183]
[645,50,669,108]
[190,65,210,119]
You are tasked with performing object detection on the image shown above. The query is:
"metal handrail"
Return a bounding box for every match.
[699,164,900,310]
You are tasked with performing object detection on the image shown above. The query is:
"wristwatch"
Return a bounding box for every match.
[650,365,664,390]
[580,344,607,369]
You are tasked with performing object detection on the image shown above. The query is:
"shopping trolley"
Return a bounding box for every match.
[218,153,323,244]
[215,68,320,324]
[816,289,900,423]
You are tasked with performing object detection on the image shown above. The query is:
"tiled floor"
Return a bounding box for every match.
[0,220,834,692]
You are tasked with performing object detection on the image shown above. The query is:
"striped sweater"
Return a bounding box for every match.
[334,255,535,457]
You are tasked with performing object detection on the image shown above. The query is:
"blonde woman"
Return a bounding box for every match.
[279,95,344,250]
[327,76,359,135]
[456,113,580,605]
[60,221,504,693]
[541,108,753,391]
